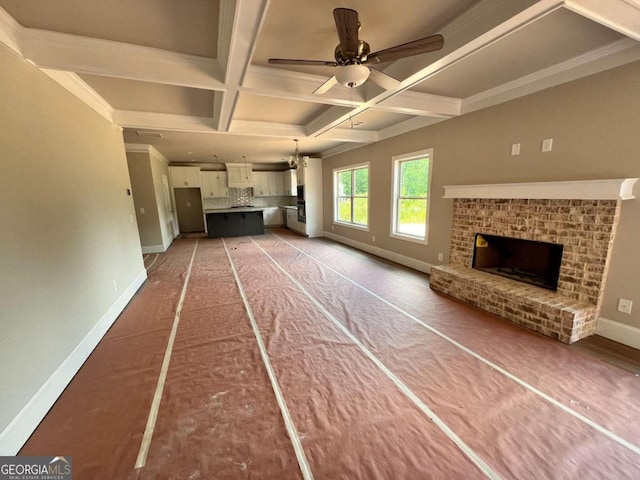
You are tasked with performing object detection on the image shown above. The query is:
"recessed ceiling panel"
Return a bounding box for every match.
[0,0,219,57]
[339,110,413,131]
[122,129,341,164]
[80,74,215,117]
[411,8,624,98]
[234,94,327,125]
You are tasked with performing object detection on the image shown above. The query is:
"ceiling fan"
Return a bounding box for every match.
[268,8,444,95]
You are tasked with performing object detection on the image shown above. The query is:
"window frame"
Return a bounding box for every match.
[333,162,370,231]
[390,148,433,245]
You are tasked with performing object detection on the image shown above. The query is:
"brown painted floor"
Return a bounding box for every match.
[20,229,640,479]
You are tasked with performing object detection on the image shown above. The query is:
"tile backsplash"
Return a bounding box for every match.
[202,188,296,210]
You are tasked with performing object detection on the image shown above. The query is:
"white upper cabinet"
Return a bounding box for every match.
[225,163,253,188]
[253,172,269,196]
[169,166,201,188]
[253,172,286,197]
[269,172,284,196]
[283,170,297,196]
[296,165,305,185]
[200,171,228,198]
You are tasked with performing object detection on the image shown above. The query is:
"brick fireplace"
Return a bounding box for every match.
[430,179,637,344]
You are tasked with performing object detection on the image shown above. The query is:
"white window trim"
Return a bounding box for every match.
[390,148,433,245]
[333,161,370,232]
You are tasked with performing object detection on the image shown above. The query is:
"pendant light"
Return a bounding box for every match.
[288,139,307,169]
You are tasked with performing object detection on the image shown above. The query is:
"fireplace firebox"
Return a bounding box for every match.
[472,233,563,291]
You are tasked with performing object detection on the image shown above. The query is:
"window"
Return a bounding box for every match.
[334,163,369,229]
[391,149,432,243]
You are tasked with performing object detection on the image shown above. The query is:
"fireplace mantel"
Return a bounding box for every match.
[443,178,638,200]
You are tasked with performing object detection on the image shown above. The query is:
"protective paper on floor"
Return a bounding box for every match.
[20,231,640,479]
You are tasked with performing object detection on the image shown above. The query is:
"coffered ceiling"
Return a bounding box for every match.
[1,0,639,166]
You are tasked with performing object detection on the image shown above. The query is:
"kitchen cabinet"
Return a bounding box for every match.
[286,208,306,235]
[283,170,297,196]
[200,171,228,198]
[169,166,201,188]
[254,172,286,197]
[263,207,283,226]
[206,210,264,238]
[253,172,269,196]
[296,164,305,186]
[269,173,284,196]
[300,158,323,237]
[225,163,253,188]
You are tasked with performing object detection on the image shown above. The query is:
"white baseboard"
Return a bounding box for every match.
[163,235,173,251]
[596,317,640,350]
[142,244,166,254]
[323,231,434,274]
[0,268,148,455]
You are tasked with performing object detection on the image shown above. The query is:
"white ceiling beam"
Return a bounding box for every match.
[565,0,640,41]
[213,0,270,131]
[20,27,225,90]
[317,128,378,143]
[305,106,356,137]
[373,91,461,117]
[229,119,307,138]
[114,110,217,133]
[229,119,376,143]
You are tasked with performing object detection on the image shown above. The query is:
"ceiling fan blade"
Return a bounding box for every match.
[366,34,444,64]
[367,68,400,90]
[268,58,338,66]
[333,8,359,58]
[313,76,338,95]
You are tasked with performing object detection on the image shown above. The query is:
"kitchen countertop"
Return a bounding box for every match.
[204,207,265,214]
[282,206,298,210]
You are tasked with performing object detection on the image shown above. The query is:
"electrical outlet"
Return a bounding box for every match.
[112,280,118,293]
[129,214,134,224]
[372,235,376,242]
[140,207,145,214]
[511,143,521,156]
[618,298,633,314]
[438,253,444,262]
[542,138,553,152]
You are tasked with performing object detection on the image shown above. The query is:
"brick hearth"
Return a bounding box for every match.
[431,197,622,344]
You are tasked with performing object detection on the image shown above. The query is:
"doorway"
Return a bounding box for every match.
[173,188,204,233]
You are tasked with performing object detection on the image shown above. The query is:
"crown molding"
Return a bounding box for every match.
[125,143,170,165]
[377,116,447,141]
[0,6,21,54]
[40,69,114,122]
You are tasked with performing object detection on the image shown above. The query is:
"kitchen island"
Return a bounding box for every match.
[204,207,265,238]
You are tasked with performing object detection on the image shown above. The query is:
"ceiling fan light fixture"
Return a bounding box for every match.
[335,64,370,88]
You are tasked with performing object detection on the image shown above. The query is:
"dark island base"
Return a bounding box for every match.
[206,211,265,238]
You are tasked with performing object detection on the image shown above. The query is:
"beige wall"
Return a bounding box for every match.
[0,44,145,432]
[323,61,640,329]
